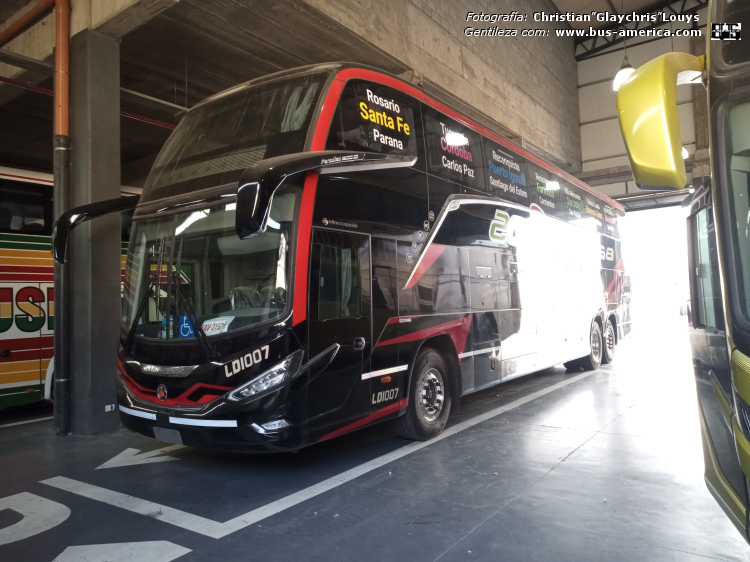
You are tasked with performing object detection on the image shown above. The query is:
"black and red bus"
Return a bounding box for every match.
[54,63,631,451]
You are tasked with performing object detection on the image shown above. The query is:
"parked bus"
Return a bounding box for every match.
[0,166,140,408]
[615,0,750,540]
[54,62,630,451]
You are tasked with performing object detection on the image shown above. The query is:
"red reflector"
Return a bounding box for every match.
[381,376,392,383]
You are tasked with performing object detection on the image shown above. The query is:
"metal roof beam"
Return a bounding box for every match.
[574,0,708,61]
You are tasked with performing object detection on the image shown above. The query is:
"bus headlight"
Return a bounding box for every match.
[227,350,303,401]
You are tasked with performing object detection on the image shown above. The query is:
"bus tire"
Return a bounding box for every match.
[601,319,616,364]
[579,321,603,371]
[392,348,452,441]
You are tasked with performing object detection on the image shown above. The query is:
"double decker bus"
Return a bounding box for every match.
[615,0,750,540]
[55,62,630,451]
[0,166,140,408]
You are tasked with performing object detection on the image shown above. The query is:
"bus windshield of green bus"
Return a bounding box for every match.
[141,72,327,203]
[727,101,750,318]
[721,0,750,65]
[122,190,297,340]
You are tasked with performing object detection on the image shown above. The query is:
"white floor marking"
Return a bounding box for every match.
[42,370,595,539]
[96,445,186,469]
[0,492,71,545]
[0,416,53,429]
[53,541,191,562]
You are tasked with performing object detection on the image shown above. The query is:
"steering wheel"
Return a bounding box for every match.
[269,287,287,307]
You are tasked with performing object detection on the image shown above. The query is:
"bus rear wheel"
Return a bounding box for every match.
[601,319,616,364]
[392,348,451,441]
[579,321,603,371]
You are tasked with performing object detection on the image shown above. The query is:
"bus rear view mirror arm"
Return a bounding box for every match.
[52,196,140,263]
[616,52,705,190]
[235,151,417,239]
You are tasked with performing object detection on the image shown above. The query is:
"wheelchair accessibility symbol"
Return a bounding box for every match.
[179,315,195,338]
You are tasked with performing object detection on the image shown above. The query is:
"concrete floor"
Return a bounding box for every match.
[0,316,748,562]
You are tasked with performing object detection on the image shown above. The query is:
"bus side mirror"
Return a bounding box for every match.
[617,52,705,190]
[235,151,416,239]
[52,196,140,263]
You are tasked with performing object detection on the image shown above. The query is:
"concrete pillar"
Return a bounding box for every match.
[68,29,121,435]
[691,36,710,179]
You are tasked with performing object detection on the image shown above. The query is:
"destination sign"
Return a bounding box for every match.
[482,139,529,205]
[560,180,584,223]
[326,81,418,162]
[584,193,605,232]
[424,108,484,189]
[602,204,619,237]
[527,163,561,215]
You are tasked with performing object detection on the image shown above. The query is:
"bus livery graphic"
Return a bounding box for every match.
[50,63,629,452]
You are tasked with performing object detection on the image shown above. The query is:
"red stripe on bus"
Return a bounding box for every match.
[376,314,473,360]
[0,349,43,362]
[0,266,54,272]
[0,275,55,282]
[0,336,53,351]
[291,78,346,327]
[0,172,53,184]
[319,397,408,442]
[404,243,447,289]
[292,171,319,326]
[119,370,231,407]
[333,68,623,212]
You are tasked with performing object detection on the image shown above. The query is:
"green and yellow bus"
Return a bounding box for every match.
[616,0,750,540]
[0,166,140,407]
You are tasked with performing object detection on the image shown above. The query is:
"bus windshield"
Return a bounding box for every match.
[141,72,327,203]
[122,190,298,340]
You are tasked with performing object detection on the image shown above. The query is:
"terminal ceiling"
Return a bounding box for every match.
[0,0,410,182]
[551,0,673,28]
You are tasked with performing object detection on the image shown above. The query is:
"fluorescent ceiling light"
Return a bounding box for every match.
[613,57,635,92]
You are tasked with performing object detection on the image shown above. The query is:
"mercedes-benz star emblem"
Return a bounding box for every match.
[157,384,168,401]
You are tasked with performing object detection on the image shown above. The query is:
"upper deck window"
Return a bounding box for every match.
[326,80,421,168]
[423,106,485,190]
[141,72,328,203]
[0,179,50,235]
[482,137,529,206]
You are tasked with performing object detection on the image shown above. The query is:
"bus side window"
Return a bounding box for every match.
[0,179,51,235]
[325,79,423,171]
[690,207,725,331]
[316,244,361,320]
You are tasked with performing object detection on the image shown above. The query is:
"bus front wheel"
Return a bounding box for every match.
[392,348,452,441]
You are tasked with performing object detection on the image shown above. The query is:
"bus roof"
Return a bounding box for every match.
[181,62,624,212]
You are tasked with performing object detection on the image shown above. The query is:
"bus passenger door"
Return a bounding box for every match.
[307,229,372,433]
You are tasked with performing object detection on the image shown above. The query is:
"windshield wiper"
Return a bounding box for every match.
[124,236,166,354]
[173,237,220,361]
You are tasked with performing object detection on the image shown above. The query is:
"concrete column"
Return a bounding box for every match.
[691,36,710,179]
[68,29,121,435]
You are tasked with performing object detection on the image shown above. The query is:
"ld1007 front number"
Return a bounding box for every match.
[224,345,270,378]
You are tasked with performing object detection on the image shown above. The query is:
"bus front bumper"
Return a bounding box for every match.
[116,388,305,453]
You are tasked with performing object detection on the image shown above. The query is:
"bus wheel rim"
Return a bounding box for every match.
[605,324,615,354]
[591,329,602,362]
[419,368,444,422]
